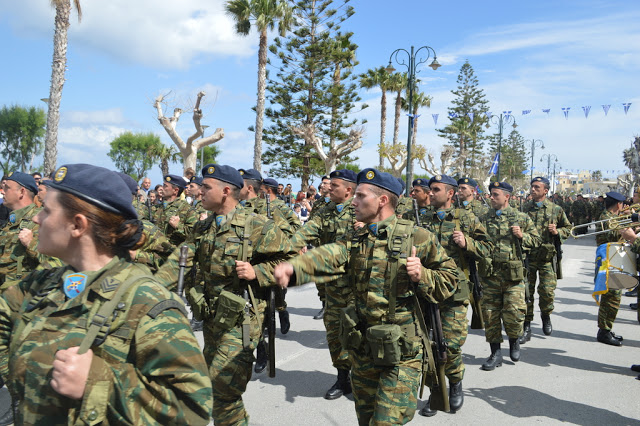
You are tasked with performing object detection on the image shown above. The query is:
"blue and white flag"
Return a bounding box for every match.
[432,113,439,125]
[448,112,458,119]
[503,111,512,120]
[488,153,500,176]
[593,243,610,304]
[467,112,474,122]
[562,107,570,119]
[623,103,632,115]
[582,106,591,118]
[602,104,611,116]
[485,112,493,120]
[542,108,550,115]
[522,110,531,115]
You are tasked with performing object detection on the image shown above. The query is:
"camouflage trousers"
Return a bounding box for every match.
[324,282,351,370]
[481,277,526,342]
[203,303,265,426]
[526,260,557,321]
[439,302,468,383]
[598,289,621,331]
[350,348,422,425]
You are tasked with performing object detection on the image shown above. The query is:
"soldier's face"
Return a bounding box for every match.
[329,179,350,203]
[2,180,23,209]
[320,179,331,196]
[457,184,474,201]
[34,190,73,259]
[189,183,201,198]
[530,182,548,201]
[429,183,453,209]
[489,189,510,209]
[162,182,179,200]
[410,186,430,206]
[353,184,382,223]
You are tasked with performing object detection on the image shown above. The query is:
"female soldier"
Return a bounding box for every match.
[0,164,212,424]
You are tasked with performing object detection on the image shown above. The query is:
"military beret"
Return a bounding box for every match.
[45,164,138,219]
[412,178,430,189]
[163,174,187,189]
[428,174,458,187]
[190,176,203,186]
[531,176,550,186]
[238,168,263,181]
[201,164,244,189]
[262,178,279,189]
[329,169,357,183]
[6,171,38,195]
[490,181,513,193]
[356,168,403,196]
[114,172,138,195]
[605,191,626,202]
[397,177,406,192]
[457,177,478,188]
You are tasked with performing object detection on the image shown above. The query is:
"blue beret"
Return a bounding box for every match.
[6,171,38,195]
[238,168,263,181]
[262,178,279,189]
[428,174,458,187]
[412,178,430,188]
[396,177,406,192]
[457,177,478,187]
[163,174,187,189]
[46,164,138,219]
[490,181,513,193]
[531,176,550,186]
[201,164,244,189]
[330,169,357,183]
[356,168,403,196]
[114,172,138,195]
[605,191,626,202]
[190,176,203,186]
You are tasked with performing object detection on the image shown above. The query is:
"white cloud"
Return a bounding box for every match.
[64,108,126,125]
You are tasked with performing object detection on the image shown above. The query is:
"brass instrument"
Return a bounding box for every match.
[570,209,640,238]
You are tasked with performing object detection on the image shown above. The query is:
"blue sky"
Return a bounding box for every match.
[1,0,638,188]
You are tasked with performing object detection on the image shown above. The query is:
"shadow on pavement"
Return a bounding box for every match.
[254,369,348,402]
[280,329,328,349]
[287,306,323,318]
[521,346,633,375]
[467,385,639,424]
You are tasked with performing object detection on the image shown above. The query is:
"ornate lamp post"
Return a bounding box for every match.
[527,139,544,181]
[540,153,558,179]
[486,112,517,181]
[386,45,440,195]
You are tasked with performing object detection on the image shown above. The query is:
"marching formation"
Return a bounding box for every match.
[0,163,636,425]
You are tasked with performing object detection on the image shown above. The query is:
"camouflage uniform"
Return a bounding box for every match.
[401,205,433,223]
[270,197,301,235]
[480,207,541,342]
[0,257,212,424]
[134,199,154,222]
[395,196,414,216]
[523,199,572,320]
[287,214,458,425]
[153,198,197,246]
[420,207,492,383]
[460,199,488,219]
[155,205,295,425]
[571,198,591,234]
[309,196,331,220]
[190,199,207,218]
[595,209,621,331]
[131,220,176,273]
[290,198,356,372]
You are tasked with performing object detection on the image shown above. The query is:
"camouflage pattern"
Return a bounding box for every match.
[270,197,301,235]
[523,198,572,320]
[155,204,295,425]
[153,198,198,246]
[480,206,541,342]
[400,205,433,224]
[460,199,488,218]
[395,196,414,216]
[289,214,458,425]
[190,199,207,218]
[290,198,356,371]
[134,198,154,222]
[244,197,296,237]
[0,257,212,425]
[131,220,176,273]
[571,197,591,228]
[419,207,493,382]
[594,209,622,331]
[309,196,331,220]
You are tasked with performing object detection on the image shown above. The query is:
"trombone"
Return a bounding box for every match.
[570,208,640,238]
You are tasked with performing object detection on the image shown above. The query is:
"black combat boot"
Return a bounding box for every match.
[254,340,269,373]
[279,309,290,334]
[630,303,638,310]
[519,321,531,344]
[541,313,552,336]
[418,397,437,417]
[324,368,352,400]
[596,329,622,347]
[449,380,464,413]
[481,343,503,371]
[624,285,638,297]
[509,338,521,362]
[314,302,325,320]
[0,396,16,426]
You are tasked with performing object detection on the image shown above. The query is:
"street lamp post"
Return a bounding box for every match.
[486,113,517,181]
[552,161,561,194]
[200,125,209,169]
[386,45,440,196]
[540,153,558,180]
[527,139,544,181]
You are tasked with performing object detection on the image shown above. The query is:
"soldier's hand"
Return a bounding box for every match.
[548,223,558,235]
[235,261,257,280]
[51,347,92,400]
[511,225,523,239]
[620,227,637,242]
[274,263,294,288]
[406,246,422,282]
[199,212,208,221]
[452,230,467,249]
[299,246,308,255]
[354,221,365,230]
[169,215,181,229]
[18,228,33,247]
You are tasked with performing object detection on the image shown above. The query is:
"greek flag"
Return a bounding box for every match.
[593,244,609,304]
[488,153,500,176]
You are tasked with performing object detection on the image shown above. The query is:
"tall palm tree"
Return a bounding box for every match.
[387,72,408,146]
[147,143,181,176]
[225,0,294,172]
[359,66,391,169]
[44,0,81,176]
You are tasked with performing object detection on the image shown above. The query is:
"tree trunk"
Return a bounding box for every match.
[253,30,268,172]
[379,91,386,169]
[44,0,72,176]
[393,91,402,145]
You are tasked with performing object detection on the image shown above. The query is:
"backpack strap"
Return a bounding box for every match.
[387,219,414,323]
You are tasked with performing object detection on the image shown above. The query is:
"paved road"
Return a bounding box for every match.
[1,233,638,425]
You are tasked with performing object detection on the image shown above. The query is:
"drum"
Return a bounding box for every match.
[606,243,638,290]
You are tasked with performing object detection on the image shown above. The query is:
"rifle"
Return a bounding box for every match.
[412,198,422,227]
[469,259,485,329]
[512,219,531,303]
[176,245,189,302]
[552,221,563,279]
[146,197,153,223]
[265,193,277,378]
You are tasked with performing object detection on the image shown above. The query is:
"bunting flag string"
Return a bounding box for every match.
[522,110,531,115]
[582,106,591,118]
[623,103,632,115]
[542,108,551,115]
[448,112,458,119]
[432,113,439,125]
[602,105,611,116]
[562,107,570,119]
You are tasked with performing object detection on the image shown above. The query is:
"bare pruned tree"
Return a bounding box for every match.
[291,123,364,174]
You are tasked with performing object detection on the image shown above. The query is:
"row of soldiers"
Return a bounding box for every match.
[0,165,574,424]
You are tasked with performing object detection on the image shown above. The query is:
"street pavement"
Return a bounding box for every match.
[1,232,638,425]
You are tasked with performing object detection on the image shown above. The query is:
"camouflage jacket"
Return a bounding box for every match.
[134,199,154,222]
[155,204,296,300]
[395,196,414,216]
[291,197,356,252]
[131,220,176,273]
[460,199,488,218]
[0,203,42,289]
[595,209,619,246]
[309,197,331,220]
[153,198,197,246]
[420,207,493,303]
[523,198,572,256]
[271,198,301,234]
[189,200,207,219]
[480,206,541,267]
[289,215,458,327]
[571,199,591,220]
[401,204,433,226]
[0,257,212,425]
[244,197,296,237]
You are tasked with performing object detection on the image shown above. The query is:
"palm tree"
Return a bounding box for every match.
[147,143,181,176]
[225,0,294,172]
[359,66,392,169]
[387,72,408,146]
[44,0,82,176]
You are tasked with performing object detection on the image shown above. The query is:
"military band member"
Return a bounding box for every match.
[275,168,458,425]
